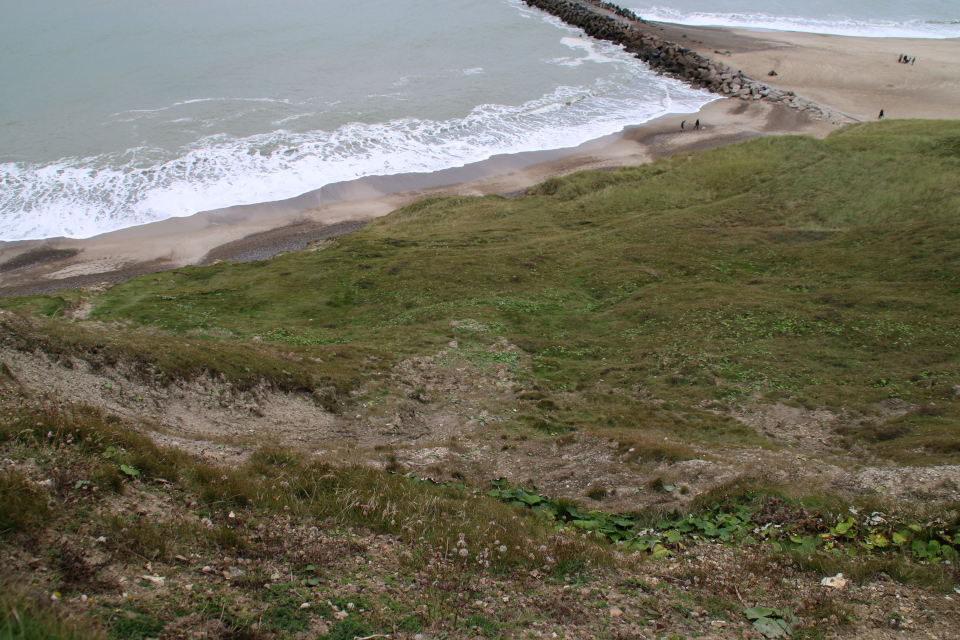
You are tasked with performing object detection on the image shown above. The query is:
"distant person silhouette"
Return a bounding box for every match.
[694,119,700,130]
[878,109,884,119]
[898,54,903,63]
[911,57,916,65]
[680,120,685,130]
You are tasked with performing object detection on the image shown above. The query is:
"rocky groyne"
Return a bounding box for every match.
[523,0,856,125]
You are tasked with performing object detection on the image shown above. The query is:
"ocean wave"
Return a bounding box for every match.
[625,4,960,38]
[0,77,715,241]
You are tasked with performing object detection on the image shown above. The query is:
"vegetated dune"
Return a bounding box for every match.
[1,120,959,638]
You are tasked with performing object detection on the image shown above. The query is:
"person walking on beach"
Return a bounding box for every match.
[694,119,700,130]
[898,54,903,63]
[878,109,884,120]
[912,57,916,65]
[681,120,685,131]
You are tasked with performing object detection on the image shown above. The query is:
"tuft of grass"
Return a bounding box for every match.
[616,436,695,464]
[0,584,105,639]
[0,470,49,535]
[586,483,608,501]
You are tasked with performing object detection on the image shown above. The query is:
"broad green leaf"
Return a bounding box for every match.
[119,464,140,477]
[753,616,790,638]
[892,532,907,545]
[870,533,889,548]
[744,606,777,620]
[835,518,854,535]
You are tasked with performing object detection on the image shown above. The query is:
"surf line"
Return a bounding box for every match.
[521,0,859,124]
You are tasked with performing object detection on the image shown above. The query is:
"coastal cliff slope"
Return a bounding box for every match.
[1,121,959,638]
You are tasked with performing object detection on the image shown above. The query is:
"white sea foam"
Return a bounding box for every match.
[0,77,715,241]
[559,37,618,66]
[626,5,960,38]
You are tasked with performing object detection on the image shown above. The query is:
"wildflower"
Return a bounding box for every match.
[498,545,507,553]
[458,548,469,557]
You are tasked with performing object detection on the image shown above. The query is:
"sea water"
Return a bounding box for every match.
[0,0,713,241]
[1,0,955,241]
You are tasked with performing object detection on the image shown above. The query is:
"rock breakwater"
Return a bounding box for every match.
[523,0,856,125]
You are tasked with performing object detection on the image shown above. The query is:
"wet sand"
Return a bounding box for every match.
[1,22,958,295]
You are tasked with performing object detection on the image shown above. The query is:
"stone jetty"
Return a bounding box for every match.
[523,0,856,125]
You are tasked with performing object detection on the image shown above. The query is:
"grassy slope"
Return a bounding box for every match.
[2,120,960,639]
[9,119,956,463]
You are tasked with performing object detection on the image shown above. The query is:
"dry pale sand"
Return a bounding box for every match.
[647,21,960,121]
[1,25,958,294]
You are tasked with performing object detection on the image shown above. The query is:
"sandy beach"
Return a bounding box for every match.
[1,22,959,295]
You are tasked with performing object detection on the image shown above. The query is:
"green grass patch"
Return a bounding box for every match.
[2,120,960,462]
